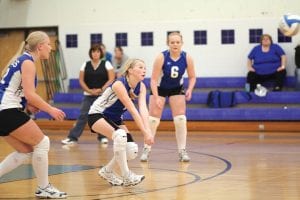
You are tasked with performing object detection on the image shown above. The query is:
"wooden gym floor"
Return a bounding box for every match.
[0,128,300,200]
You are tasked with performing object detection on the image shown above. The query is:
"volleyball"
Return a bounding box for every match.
[278,14,300,36]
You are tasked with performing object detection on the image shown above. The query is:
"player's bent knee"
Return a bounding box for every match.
[112,129,127,152]
[34,136,50,153]
[126,142,138,160]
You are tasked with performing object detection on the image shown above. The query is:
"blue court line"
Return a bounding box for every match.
[0,164,96,183]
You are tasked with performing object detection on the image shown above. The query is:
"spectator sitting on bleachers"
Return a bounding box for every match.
[100,43,112,62]
[112,46,129,78]
[246,34,287,92]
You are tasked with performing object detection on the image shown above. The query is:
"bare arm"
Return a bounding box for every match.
[100,69,115,91]
[79,71,93,94]
[21,60,65,120]
[185,54,196,101]
[150,53,164,98]
[112,81,153,144]
[138,82,150,131]
[278,55,287,71]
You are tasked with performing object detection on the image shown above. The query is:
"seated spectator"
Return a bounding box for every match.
[112,46,129,77]
[100,43,112,62]
[246,34,287,91]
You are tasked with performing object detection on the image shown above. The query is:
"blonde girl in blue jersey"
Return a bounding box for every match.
[0,31,67,198]
[140,31,196,162]
[88,58,154,186]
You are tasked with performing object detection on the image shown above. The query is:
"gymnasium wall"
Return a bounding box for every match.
[0,0,300,79]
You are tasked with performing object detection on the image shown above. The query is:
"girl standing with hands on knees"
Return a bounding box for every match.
[0,31,67,198]
[140,31,196,162]
[88,58,154,186]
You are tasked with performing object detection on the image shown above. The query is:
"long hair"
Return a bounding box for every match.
[119,58,144,77]
[1,31,48,78]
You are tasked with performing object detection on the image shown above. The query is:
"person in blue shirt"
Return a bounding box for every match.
[87,58,154,186]
[0,31,67,198]
[140,31,196,162]
[247,34,287,91]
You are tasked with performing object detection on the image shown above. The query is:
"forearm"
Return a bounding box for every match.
[150,80,159,97]
[281,55,287,67]
[187,76,196,91]
[25,92,52,113]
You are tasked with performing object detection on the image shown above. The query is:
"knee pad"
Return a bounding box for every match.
[34,136,50,154]
[174,115,187,128]
[126,142,138,160]
[112,129,127,152]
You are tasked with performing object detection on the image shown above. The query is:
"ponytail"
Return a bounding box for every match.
[1,41,26,78]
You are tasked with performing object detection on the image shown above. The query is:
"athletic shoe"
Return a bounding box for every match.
[61,138,77,145]
[35,183,67,199]
[140,147,151,162]
[98,167,123,186]
[123,170,145,186]
[179,149,190,162]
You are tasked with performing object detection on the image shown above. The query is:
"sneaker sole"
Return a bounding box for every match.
[123,176,145,187]
[35,194,67,199]
[98,170,123,186]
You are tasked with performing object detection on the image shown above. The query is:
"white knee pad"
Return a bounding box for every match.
[149,116,160,136]
[112,129,127,152]
[126,142,138,160]
[174,115,187,128]
[34,136,50,154]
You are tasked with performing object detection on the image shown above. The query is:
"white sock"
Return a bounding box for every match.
[32,136,50,188]
[0,151,32,177]
[105,156,117,172]
[145,116,160,149]
[174,115,187,150]
[112,129,129,177]
[114,150,129,177]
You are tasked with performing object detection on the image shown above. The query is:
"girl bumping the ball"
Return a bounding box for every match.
[88,58,154,186]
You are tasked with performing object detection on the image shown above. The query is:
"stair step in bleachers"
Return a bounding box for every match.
[35,77,300,121]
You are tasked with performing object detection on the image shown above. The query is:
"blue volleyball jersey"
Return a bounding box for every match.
[158,50,187,89]
[0,52,36,111]
[89,77,141,122]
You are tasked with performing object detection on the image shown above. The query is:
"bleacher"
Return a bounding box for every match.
[35,77,300,121]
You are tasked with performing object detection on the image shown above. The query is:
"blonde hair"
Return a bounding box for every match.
[119,58,144,76]
[1,31,48,77]
[167,31,183,44]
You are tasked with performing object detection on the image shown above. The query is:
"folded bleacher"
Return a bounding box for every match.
[35,77,300,121]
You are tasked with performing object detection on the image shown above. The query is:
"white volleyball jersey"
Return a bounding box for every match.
[89,77,141,122]
[0,52,35,111]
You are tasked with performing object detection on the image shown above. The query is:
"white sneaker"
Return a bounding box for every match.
[179,149,190,162]
[98,167,123,186]
[35,183,67,199]
[140,147,151,162]
[123,170,145,187]
[100,137,109,144]
[61,138,77,145]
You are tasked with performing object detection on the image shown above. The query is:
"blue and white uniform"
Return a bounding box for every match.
[0,52,36,136]
[158,50,187,89]
[0,52,36,111]
[89,77,141,123]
